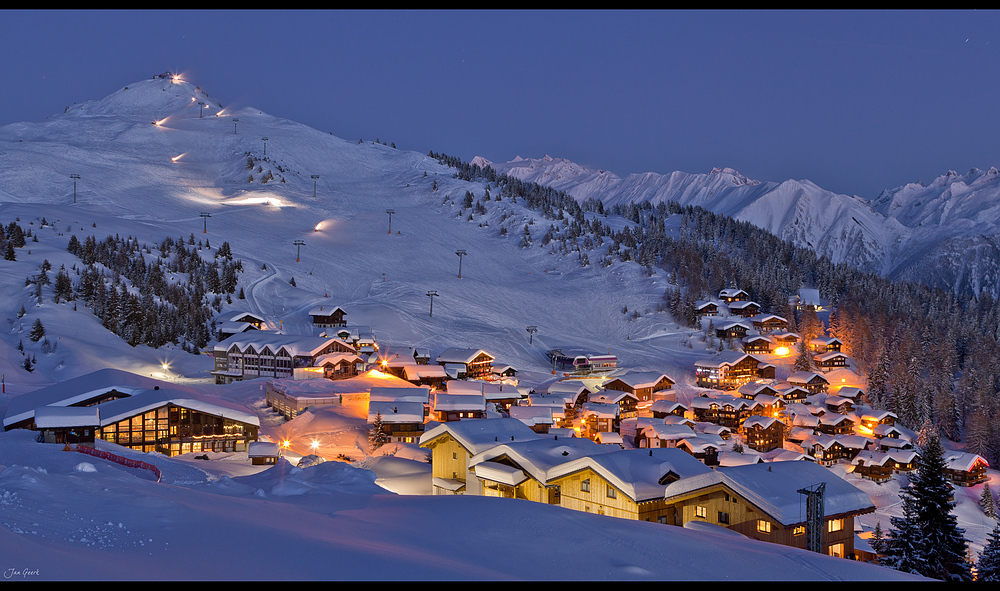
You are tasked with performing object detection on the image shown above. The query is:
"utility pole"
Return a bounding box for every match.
[312,175,320,199]
[200,212,211,234]
[232,118,239,134]
[526,326,538,344]
[455,250,467,278]
[386,209,395,234]
[426,290,438,317]
[262,137,269,156]
[294,240,305,263]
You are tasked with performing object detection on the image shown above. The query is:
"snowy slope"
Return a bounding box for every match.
[479,155,1000,295]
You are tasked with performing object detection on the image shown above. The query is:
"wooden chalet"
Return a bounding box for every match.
[944,452,989,486]
[402,364,449,389]
[32,406,99,445]
[817,412,855,436]
[787,371,830,394]
[314,352,364,380]
[815,351,849,372]
[419,419,540,495]
[742,334,773,354]
[675,437,721,466]
[212,333,357,384]
[432,393,487,422]
[719,288,749,303]
[694,352,765,389]
[694,300,719,318]
[369,400,426,444]
[749,314,788,334]
[580,403,619,438]
[602,371,675,402]
[248,441,281,465]
[590,390,639,422]
[216,311,266,340]
[851,451,894,482]
[715,320,751,340]
[436,348,495,380]
[308,304,346,328]
[810,337,842,353]
[690,394,758,431]
[639,423,697,449]
[727,300,761,318]
[648,399,687,420]
[742,416,785,452]
[662,461,876,558]
[507,405,555,434]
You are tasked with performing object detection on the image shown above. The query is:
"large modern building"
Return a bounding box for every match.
[212,333,359,384]
[4,369,259,457]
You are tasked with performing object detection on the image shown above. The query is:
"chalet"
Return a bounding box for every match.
[719,288,749,303]
[216,311,266,340]
[944,452,989,487]
[545,448,713,522]
[648,399,687,420]
[694,300,720,318]
[32,406,99,445]
[757,362,776,381]
[331,326,378,357]
[662,461,876,558]
[594,432,624,447]
[420,418,540,495]
[787,371,830,394]
[742,416,785,452]
[715,320,751,340]
[492,364,518,381]
[737,382,779,400]
[435,348,495,380]
[694,352,764,389]
[412,348,431,364]
[817,412,855,436]
[602,371,675,402]
[823,395,854,415]
[314,352,364,380]
[402,364,449,389]
[675,437,721,466]
[467,437,614,504]
[797,288,822,311]
[727,300,761,318]
[837,387,867,406]
[718,451,765,467]
[851,451,894,482]
[580,403,619,438]
[815,351,849,372]
[803,434,870,465]
[742,334,773,355]
[212,333,357,384]
[749,314,788,334]
[639,423,698,449]
[508,405,555,434]
[448,381,525,411]
[810,337,843,353]
[589,390,639,422]
[308,304,346,328]
[775,383,810,403]
[873,424,905,441]
[248,441,281,465]
[369,400,425,444]
[690,394,758,431]
[886,449,918,473]
[432,393,487,422]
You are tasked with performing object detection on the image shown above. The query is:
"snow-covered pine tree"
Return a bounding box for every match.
[28,318,45,342]
[978,522,1000,582]
[982,483,997,520]
[369,410,387,453]
[882,485,928,576]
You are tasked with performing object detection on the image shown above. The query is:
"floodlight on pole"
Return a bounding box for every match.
[262,137,269,156]
[312,175,320,199]
[294,239,305,263]
[527,326,538,344]
[426,290,438,317]
[70,174,80,204]
[200,212,211,234]
[455,250,467,279]
[386,209,395,234]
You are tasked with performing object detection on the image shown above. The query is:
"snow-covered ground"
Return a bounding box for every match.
[0,76,981,580]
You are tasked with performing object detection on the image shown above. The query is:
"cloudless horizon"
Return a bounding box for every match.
[1,9,998,198]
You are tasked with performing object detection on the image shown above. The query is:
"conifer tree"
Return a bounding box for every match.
[28,318,45,342]
[369,410,387,453]
[978,522,1000,582]
[982,483,997,520]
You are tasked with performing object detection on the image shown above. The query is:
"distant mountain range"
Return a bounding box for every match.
[474,155,1000,297]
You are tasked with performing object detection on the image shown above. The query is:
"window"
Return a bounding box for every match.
[757,519,771,533]
[828,518,844,533]
[606,487,617,499]
[828,543,845,558]
[695,506,707,518]
[581,478,590,493]
[718,512,730,525]
[793,526,805,536]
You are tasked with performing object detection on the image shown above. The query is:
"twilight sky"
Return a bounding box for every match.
[1,10,997,198]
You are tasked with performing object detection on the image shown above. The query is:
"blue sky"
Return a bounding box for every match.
[1,10,998,198]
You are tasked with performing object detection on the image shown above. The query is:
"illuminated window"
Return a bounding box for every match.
[757,520,771,533]
[828,518,844,533]
[793,526,805,536]
[828,543,845,558]
[696,506,707,518]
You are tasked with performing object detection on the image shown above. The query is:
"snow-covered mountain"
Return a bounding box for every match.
[477,155,1000,296]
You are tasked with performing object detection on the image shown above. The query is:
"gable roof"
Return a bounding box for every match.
[419,418,538,454]
[548,448,713,503]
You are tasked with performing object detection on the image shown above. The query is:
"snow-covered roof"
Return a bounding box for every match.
[663,460,875,525]
[370,386,430,403]
[547,448,713,503]
[470,437,613,484]
[606,371,674,389]
[419,418,538,454]
[95,387,260,427]
[215,333,352,357]
[4,368,199,428]
[248,441,280,457]
[435,348,494,364]
[402,364,448,381]
[945,452,988,472]
[433,393,486,412]
[507,405,554,426]
[308,304,345,317]
[694,352,757,369]
[369,401,425,424]
[33,405,100,428]
[742,415,783,429]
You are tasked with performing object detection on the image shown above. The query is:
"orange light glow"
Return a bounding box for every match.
[775,346,789,356]
[171,153,185,162]
[315,222,322,232]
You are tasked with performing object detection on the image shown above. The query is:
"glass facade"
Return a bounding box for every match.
[96,404,256,457]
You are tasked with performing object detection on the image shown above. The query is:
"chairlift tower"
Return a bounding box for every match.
[426,290,438,317]
[294,240,305,263]
[455,250,467,278]
[200,212,211,234]
[386,209,395,234]
[70,174,80,204]
[527,326,538,344]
